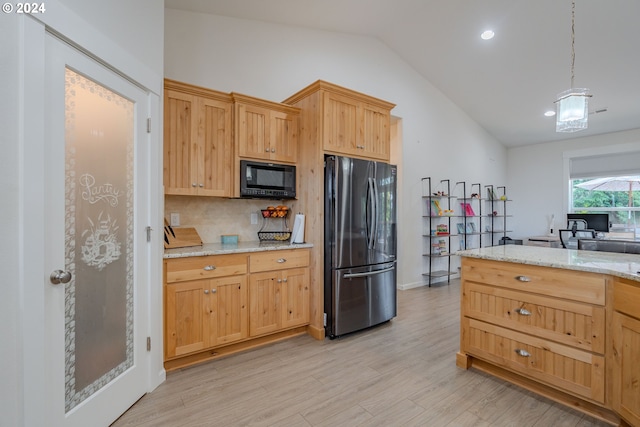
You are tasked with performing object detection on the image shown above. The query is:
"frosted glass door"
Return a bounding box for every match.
[45,33,149,427]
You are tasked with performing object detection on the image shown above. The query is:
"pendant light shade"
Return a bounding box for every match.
[556,88,590,132]
[555,1,592,133]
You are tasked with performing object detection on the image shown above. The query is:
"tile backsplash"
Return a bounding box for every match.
[165,196,300,244]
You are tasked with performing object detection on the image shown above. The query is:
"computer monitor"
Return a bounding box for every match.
[567,213,610,233]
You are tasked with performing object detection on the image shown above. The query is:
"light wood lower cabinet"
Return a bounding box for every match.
[249,250,310,337]
[165,275,247,358]
[457,257,622,423]
[612,278,640,426]
[164,249,310,370]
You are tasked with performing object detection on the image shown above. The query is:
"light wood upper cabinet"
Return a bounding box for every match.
[164,80,233,197]
[323,92,391,161]
[234,93,299,164]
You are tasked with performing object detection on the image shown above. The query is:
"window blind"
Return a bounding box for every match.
[570,151,640,179]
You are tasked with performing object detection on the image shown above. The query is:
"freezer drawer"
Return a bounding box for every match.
[328,262,397,338]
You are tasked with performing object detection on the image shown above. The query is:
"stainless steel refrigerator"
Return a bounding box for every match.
[324,155,397,338]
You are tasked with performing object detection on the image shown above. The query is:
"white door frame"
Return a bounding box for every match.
[17,10,164,427]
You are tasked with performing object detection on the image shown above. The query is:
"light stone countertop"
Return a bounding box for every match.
[164,241,313,259]
[458,245,640,282]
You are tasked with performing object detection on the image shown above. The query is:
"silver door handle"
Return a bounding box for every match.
[515,275,531,282]
[514,349,531,357]
[50,269,72,285]
[277,258,287,263]
[203,265,216,271]
[514,307,532,316]
[344,266,395,279]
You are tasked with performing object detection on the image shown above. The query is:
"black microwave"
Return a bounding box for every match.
[240,160,296,199]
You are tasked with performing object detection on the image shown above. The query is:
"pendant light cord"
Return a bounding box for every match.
[570,0,575,88]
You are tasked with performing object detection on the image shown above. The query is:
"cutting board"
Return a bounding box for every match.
[164,222,202,249]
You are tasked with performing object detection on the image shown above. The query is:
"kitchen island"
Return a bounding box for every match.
[457,245,640,426]
[163,241,314,370]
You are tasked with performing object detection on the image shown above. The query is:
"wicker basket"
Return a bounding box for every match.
[257,231,291,242]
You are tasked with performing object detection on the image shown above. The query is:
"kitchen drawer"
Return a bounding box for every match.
[249,249,309,273]
[462,258,606,305]
[464,282,605,353]
[463,317,605,404]
[165,253,248,283]
[613,277,640,320]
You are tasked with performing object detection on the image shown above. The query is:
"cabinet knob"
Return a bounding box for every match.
[265,148,270,152]
[199,183,204,187]
[204,289,209,294]
[277,258,287,263]
[192,183,197,187]
[514,349,531,357]
[203,265,216,271]
[514,307,531,316]
[283,278,287,283]
[514,275,531,282]
[277,279,282,283]
[271,148,275,153]
[211,289,217,293]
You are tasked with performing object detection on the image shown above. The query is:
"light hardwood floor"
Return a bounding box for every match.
[112,279,611,426]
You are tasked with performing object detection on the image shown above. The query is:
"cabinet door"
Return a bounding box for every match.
[281,267,310,329]
[270,110,298,163]
[198,97,233,196]
[236,102,270,160]
[164,89,198,195]
[208,275,248,345]
[165,280,208,358]
[249,271,281,336]
[361,102,390,161]
[323,91,360,157]
[612,311,640,426]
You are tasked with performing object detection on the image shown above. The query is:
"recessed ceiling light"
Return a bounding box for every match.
[481,30,495,40]
[544,110,556,117]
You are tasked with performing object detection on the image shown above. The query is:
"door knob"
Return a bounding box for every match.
[50,269,72,285]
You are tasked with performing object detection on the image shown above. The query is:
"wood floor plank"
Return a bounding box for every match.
[112,279,611,427]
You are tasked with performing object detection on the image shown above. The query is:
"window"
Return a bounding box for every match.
[570,175,640,239]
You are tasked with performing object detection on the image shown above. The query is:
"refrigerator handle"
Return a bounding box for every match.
[343,265,395,279]
[372,177,379,249]
[367,177,376,249]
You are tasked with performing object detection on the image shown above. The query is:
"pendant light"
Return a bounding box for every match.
[555,0,592,132]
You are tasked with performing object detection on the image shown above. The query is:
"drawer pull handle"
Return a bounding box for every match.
[515,275,531,282]
[514,308,531,316]
[277,258,287,263]
[514,349,531,357]
[203,265,216,271]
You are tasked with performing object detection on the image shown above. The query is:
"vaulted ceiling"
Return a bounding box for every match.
[164,0,640,147]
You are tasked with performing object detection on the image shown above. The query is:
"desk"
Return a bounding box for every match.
[527,235,561,248]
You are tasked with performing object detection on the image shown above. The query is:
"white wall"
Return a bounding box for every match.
[0,13,22,427]
[4,2,164,425]
[164,9,508,289]
[508,128,640,240]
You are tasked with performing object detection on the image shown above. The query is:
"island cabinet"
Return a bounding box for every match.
[458,253,640,426]
[232,93,299,164]
[248,250,310,336]
[612,277,640,426]
[163,79,233,197]
[164,254,248,360]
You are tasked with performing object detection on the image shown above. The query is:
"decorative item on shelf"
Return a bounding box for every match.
[460,202,475,216]
[438,239,448,255]
[431,199,443,216]
[456,223,465,234]
[436,224,449,235]
[555,0,592,133]
[431,243,441,255]
[443,209,454,216]
[470,193,479,199]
